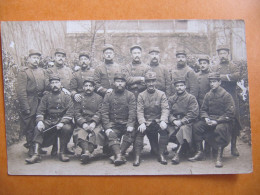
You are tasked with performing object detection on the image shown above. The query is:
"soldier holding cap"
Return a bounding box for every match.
[168,77,199,164]
[148,47,171,97]
[17,49,48,156]
[188,72,236,168]
[70,51,95,102]
[73,77,103,164]
[171,48,199,99]
[101,73,136,166]
[25,75,74,164]
[94,44,123,97]
[134,71,169,166]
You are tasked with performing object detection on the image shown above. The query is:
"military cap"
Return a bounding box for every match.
[216,44,230,52]
[145,71,157,81]
[83,77,95,85]
[114,72,126,81]
[103,44,114,52]
[198,55,210,63]
[54,48,66,56]
[208,72,221,80]
[79,51,90,59]
[130,45,142,52]
[176,49,187,56]
[49,74,60,82]
[29,49,41,57]
[149,47,160,54]
[173,77,186,85]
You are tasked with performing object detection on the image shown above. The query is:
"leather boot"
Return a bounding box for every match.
[204,141,211,158]
[59,141,70,162]
[25,143,41,164]
[81,151,91,164]
[158,154,167,165]
[51,142,58,157]
[133,155,140,167]
[65,147,75,155]
[172,144,182,164]
[121,141,131,162]
[188,142,204,162]
[111,144,124,166]
[231,136,239,156]
[28,144,34,157]
[215,146,224,168]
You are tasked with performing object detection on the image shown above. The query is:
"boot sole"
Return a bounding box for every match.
[114,160,125,166]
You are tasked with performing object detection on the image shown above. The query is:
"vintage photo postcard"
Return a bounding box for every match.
[1,20,252,175]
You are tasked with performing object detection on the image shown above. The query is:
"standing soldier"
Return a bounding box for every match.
[70,51,95,102]
[148,47,171,97]
[188,72,236,168]
[74,77,103,164]
[94,44,122,97]
[101,73,136,166]
[25,75,74,164]
[134,71,169,166]
[168,77,199,164]
[211,45,241,156]
[171,49,198,99]
[17,49,48,156]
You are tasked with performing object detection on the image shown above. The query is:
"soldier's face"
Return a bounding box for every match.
[131,48,142,62]
[199,60,209,72]
[83,82,95,94]
[50,80,62,92]
[28,54,40,67]
[175,82,186,94]
[103,49,115,61]
[114,79,126,92]
[55,53,66,65]
[176,54,187,67]
[218,50,229,63]
[146,79,156,91]
[149,52,160,63]
[79,56,90,68]
[209,79,221,90]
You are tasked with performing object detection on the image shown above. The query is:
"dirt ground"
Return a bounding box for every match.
[7,137,252,175]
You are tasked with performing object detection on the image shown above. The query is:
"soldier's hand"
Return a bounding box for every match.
[205,118,211,125]
[37,121,45,131]
[173,120,182,127]
[106,88,113,93]
[74,94,82,102]
[89,122,96,131]
[83,123,89,131]
[105,129,113,137]
[127,126,134,132]
[138,123,146,133]
[74,65,81,71]
[56,122,64,130]
[140,77,145,82]
[62,88,71,95]
[209,120,218,126]
[160,121,167,130]
[24,109,31,115]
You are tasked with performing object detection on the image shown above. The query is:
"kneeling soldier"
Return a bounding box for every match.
[73,77,103,164]
[168,77,199,164]
[134,71,169,166]
[188,72,236,168]
[25,75,74,164]
[101,73,136,166]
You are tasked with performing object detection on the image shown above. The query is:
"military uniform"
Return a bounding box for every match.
[197,70,211,107]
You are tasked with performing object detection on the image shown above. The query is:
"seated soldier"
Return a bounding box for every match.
[73,77,103,164]
[188,72,236,168]
[168,77,199,164]
[25,75,74,164]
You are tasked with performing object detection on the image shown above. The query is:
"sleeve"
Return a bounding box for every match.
[168,97,177,123]
[94,66,107,96]
[216,94,236,123]
[45,69,53,91]
[181,96,199,125]
[91,96,103,125]
[221,63,241,82]
[187,70,199,99]
[16,71,30,112]
[200,93,210,119]
[60,95,74,124]
[101,94,112,129]
[165,68,172,97]
[70,72,78,97]
[160,93,169,123]
[36,95,48,123]
[127,92,137,128]
[74,101,86,127]
[124,65,144,85]
[137,93,146,125]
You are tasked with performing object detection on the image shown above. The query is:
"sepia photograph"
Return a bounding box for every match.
[1,19,252,175]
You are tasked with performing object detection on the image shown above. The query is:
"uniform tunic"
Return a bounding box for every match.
[197,70,211,107]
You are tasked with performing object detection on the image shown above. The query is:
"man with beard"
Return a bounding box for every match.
[168,77,199,164]
[148,47,171,97]
[17,49,48,156]
[74,77,103,164]
[188,72,235,168]
[94,44,122,97]
[171,49,198,99]
[25,75,74,164]
[134,71,169,166]
[211,45,241,156]
[70,51,95,103]
[101,73,136,166]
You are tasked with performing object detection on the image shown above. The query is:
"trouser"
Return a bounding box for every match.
[193,120,232,149]
[20,114,36,145]
[134,123,169,156]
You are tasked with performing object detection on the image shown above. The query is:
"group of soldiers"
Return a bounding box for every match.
[16,43,241,168]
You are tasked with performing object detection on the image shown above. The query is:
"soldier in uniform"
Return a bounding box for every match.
[25,75,74,164]
[211,45,241,156]
[171,49,198,99]
[101,73,136,166]
[70,51,95,102]
[134,71,169,166]
[17,49,48,156]
[73,77,103,164]
[148,47,171,97]
[94,44,122,97]
[168,77,199,164]
[188,72,236,168]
